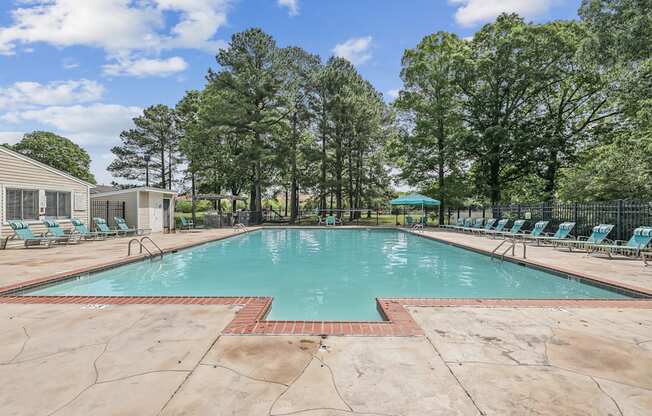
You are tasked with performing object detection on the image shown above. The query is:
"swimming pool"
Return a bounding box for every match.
[27,229,631,320]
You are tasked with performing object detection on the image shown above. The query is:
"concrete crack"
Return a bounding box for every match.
[47,313,147,416]
[591,377,623,416]
[312,355,354,413]
[268,354,314,416]
[4,326,29,364]
[200,362,289,387]
[425,335,485,415]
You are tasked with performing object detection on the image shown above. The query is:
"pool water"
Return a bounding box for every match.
[28,229,629,320]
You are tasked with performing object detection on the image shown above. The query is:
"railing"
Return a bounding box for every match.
[91,200,126,229]
[127,236,163,259]
[448,200,652,240]
[491,236,527,261]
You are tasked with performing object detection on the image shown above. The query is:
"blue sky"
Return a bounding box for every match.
[0,0,580,185]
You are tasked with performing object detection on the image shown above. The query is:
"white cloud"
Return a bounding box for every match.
[0,79,105,110]
[332,36,373,66]
[0,131,24,145]
[387,89,400,100]
[450,0,555,27]
[103,56,188,77]
[0,0,231,76]
[1,103,141,146]
[61,57,79,69]
[278,0,299,16]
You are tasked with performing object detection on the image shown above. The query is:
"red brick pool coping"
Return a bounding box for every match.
[1,227,651,337]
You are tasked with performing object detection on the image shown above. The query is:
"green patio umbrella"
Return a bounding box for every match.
[390,193,441,225]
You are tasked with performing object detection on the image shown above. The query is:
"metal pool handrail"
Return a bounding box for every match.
[127,237,163,259]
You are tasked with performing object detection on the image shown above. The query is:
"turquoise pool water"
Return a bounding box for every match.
[28,229,629,320]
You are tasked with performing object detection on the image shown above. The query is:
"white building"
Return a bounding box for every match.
[90,187,177,233]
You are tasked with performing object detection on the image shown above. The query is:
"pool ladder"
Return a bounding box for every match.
[128,236,164,259]
[491,236,527,261]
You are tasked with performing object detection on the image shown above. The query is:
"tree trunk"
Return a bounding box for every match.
[543,150,559,202]
[290,113,299,224]
[191,170,196,226]
[319,105,327,213]
[335,129,343,213]
[347,144,354,221]
[160,148,166,189]
[437,118,446,225]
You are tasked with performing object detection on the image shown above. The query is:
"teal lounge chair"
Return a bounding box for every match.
[463,218,484,233]
[179,216,194,230]
[520,221,549,241]
[484,219,510,238]
[533,222,575,246]
[325,215,338,226]
[43,219,78,244]
[93,218,119,238]
[453,217,474,232]
[473,219,496,235]
[556,224,614,252]
[114,217,138,236]
[588,227,652,265]
[406,216,414,227]
[4,220,54,249]
[71,219,104,240]
[443,217,465,230]
[495,220,526,239]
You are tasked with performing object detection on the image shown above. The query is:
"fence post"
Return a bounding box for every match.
[106,200,109,225]
[468,206,472,218]
[517,204,521,219]
[482,206,486,219]
[616,199,623,241]
[122,201,126,220]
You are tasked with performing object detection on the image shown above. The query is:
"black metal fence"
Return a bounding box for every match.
[448,201,652,240]
[91,200,126,228]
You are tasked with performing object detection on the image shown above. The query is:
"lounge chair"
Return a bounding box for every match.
[325,215,341,226]
[71,219,104,240]
[555,224,614,252]
[588,227,652,265]
[442,217,464,230]
[519,221,549,241]
[450,217,473,232]
[43,219,78,244]
[483,219,510,238]
[179,216,194,231]
[462,218,484,233]
[4,220,55,249]
[533,222,575,246]
[93,217,120,238]
[406,216,414,227]
[113,217,138,236]
[472,219,496,235]
[495,220,526,239]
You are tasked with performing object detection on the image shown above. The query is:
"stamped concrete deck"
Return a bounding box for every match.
[1,226,651,415]
[1,303,650,415]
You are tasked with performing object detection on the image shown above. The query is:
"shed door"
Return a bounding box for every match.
[163,198,170,229]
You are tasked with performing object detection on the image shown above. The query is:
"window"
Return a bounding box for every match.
[45,191,71,219]
[5,188,39,221]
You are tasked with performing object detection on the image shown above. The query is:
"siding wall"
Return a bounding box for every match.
[0,150,90,239]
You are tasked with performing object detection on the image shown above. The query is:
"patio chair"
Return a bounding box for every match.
[443,217,465,230]
[462,218,484,233]
[179,216,194,231]
[555,224,614,252]
[325,215,341,226]
[93,217,120,238]
[532,222,575,246]
[472,219,496,235]
[519,221,549,241]
[452,217,474,232]
[4,220,55,249]
[406,216,414,227]
[43,219,78,244]
[483,219,510,238]
[495,220,526,239]
[113,217,139,236]
[71,219,104,240]
[587,226,652,265]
